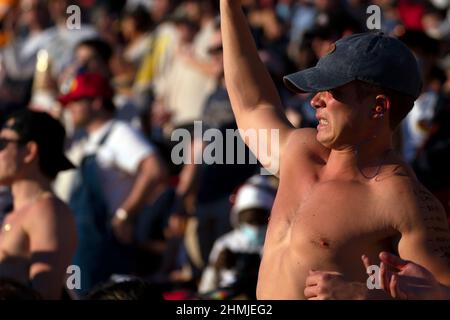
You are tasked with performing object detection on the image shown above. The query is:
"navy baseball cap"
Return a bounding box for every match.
[284,32,422,99]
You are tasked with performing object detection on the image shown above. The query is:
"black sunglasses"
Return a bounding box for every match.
[0,138,24,151]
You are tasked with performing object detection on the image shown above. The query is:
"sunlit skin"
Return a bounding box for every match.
[0,121,77,299]
[221,0,450,299]
[311,85,387,150]
[256,83,413,299]
[0,129,23,186]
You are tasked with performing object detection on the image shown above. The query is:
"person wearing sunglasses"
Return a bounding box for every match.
[0,109,77,299]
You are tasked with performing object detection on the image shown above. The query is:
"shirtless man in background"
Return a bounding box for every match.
[220,0,450,299]
[0,110,77,299]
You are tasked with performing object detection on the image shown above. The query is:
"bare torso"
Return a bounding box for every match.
[0,206,31,283]
[257,130,411,299]
[218,1,450,299]
[0,205,30,283]
[0,193,77,297]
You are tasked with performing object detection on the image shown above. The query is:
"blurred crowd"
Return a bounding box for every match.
[0,0,449,300]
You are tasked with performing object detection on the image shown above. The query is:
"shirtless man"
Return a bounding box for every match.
[220,0,450,299]
[0,110,77,299]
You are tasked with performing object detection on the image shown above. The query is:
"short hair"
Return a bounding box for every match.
[0,278,42,300]
[86,279,163,300]
[76,38,113,63]
[122,6,152,32]
[354,81,415,130]
[199,0,219,16]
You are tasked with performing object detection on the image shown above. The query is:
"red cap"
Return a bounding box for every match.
[58,73,114,106]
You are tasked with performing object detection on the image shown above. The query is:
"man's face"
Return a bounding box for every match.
[0,124,24,185]
[75,46,96,67]
[66,99,93,129]
[121,17,137,41]
[20,0,41,27]
[311,82,375,149]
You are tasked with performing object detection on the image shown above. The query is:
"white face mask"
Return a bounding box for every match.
[240,223,267,247]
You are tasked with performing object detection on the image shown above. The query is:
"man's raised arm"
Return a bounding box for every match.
[220,0,295,173]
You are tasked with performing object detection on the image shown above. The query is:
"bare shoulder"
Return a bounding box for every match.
[25,195,75,231]
[373,165,447,231]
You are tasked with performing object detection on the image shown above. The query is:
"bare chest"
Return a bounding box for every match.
[266,179,394,255]
[0,214,30,258]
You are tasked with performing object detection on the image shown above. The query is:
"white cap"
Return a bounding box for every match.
[230,176,276,227]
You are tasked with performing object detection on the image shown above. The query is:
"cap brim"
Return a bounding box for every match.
[55,154,76,171]
[283,67,354,94]
[58,93,92,106]
[57,93,78,106]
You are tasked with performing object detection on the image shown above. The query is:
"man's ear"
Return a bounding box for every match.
[23,141,39,164]
[372,94,391,119]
